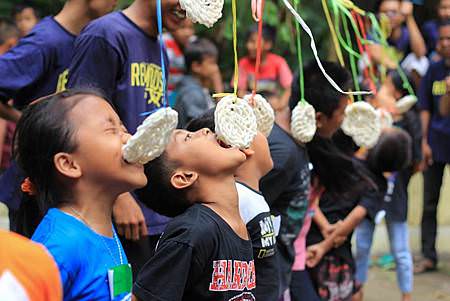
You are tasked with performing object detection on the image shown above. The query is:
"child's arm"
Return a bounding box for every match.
[113,193,148,241]
[0,102,21,123]
[401,1,427,58]
[440,76,450,117]
[307,205,367,268]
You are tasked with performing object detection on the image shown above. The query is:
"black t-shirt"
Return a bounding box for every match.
[260,124,310,292]
[236,182,279,300]
[306,161,386,261]
[133,204,256,301]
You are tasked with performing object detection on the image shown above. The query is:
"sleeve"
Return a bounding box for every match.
[277,58,293,89]
[133,240,199,301]
[67,35,121,101]
[358,188,383,221]
[0,42,46,103]
[418,66,433,112]
[407,112,423,163]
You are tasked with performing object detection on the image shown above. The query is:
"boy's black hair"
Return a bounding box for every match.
[13,87,107,237]
[290,60,352,117]
[185,108,215,132]
[374,0,400,13]
[184,38,218,74]
[245,24,276,44]
[137,153,190,217]
[366,127,412,174]
[0,17,19,45]
[388,69,415,97]
[12,2,40,18]
[438,19,450,28]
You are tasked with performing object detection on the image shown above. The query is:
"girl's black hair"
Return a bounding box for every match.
[14,87,107,237]
[185,108,215,132]
[307,134,376,200]
[12,2,40,19]
[388,69,415,97]
[245,24,276,44]
[366,127,412,174]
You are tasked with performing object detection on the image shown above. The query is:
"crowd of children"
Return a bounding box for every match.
[0,0,450,301]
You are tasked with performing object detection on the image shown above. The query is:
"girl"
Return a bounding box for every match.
[15,88,147,301]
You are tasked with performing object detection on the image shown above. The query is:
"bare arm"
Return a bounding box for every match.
[0,102,21,123]
[368,44,398,69]
[420,110,433,166]
[401,2,427,57]
[440,77,450,116]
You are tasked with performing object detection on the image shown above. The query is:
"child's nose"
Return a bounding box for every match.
[122,132,132,144]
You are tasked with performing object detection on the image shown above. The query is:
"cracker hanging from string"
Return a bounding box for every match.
[244,94,274,137]
[395,95,418,114]
[342,101,381,148]
[179,0,224,28]
[215,95,257,149]
[291,102,317,143]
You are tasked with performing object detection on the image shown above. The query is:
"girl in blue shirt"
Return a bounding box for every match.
[15,88,148,301]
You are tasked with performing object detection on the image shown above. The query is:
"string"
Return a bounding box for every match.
[157,0,167,107]
[252,0,265,98]
[293,0,305,103]
[282,0,371,95]
[322,0,345,67]
[355,13,378,90]
[342,9,362,101]
[332,3,361,59]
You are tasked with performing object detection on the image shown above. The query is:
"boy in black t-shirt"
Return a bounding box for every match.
[187,109,280,300]
[133,128,256,301]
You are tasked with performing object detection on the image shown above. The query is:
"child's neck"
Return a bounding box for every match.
[200,175,249,240]
[235,166,262,192]
[123,0,158,37]
[59,187,118,237]
[54,1,94,35]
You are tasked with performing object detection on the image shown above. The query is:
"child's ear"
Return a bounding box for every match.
[264,40,273,51]
[191,61,201,74]
[316,111,325,129]
[171,170,199,190]
[53,153,82,179]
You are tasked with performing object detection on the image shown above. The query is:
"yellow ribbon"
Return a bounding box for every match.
[337,0,365,16]
[213,0,239,99]
[322,0,345,67]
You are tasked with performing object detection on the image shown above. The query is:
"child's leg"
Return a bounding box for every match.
[290,270,321,301]
[355,219,376,286]
[386,220,413,299]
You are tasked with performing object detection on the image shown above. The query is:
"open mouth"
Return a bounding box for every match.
[218,139,232,149]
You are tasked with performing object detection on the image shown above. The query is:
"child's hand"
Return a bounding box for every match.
[113,193,148,241]
[306,243,326,268]
[333,234,347,248]
[400,1,414,17]
[321,220,342,238]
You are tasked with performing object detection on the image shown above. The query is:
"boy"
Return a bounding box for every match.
[174,39,220,128]
[422,0,450,60]
[416,20,450,273]
[0,0,116,231]
[236,24,293,111]
[133,128,256,300]
[12,3,40,37]
[186,109,280,300]
[67,0,188,277]
[369,0,426,68]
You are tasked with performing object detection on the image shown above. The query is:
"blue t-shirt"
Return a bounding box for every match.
[418,59,450,163]
[32,208,129,301]
[422,20,439,57]
[0,16,74,108]
[67,12,170,234]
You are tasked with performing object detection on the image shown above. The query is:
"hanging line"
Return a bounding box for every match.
[251,0,265,99]
[322,0,345,67]
[141,0,167,116]
[332,3,361,59]
[213,0,239,99]
[341,9,362,101]
[293,0,305,103]
[282,0,371,95]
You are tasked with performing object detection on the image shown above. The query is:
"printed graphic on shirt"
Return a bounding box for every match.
[130,62,163,107]
[257,216,276,259]
[209,260,256,292]
[56,69,69,93]
[229,292,256,301]
[432,80,446,96]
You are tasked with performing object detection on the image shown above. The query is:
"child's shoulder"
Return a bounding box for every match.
[266,53,288,64]
[80,11,137,42]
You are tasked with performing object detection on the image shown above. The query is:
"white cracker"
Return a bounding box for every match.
[395,95,417,114]
[244,94,275,137]
[123,108,178,164]
[291,102,317,143]
[215,95,257,149]
[179,0,224,28]
[342,102,381,148]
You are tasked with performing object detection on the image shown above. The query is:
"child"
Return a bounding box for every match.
[369,0,426,69]
[133,128,256,300]
[288,61,352,301]
[67,0,188,276]
[174,39,219,128]
[12,3,40,37]
[0,229,62,301]
[235,24,293,111]
[15,89,147,300]
[422,0,450,60]
[0,0,116,233]
[305,128,412,301]
[186,108,279,300]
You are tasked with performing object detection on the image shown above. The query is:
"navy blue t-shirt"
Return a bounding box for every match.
[422,20,439,57]
[67,12,170,234]
[0,16,74,108]
[418,59,450,163]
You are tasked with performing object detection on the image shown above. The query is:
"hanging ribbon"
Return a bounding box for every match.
[141,0,167,116]
[251,0,265,100]
[213,0,239,99]
[342,10,362,101]
[322,0,345,67]
[252,0,263,21]
[293,0,305,103]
